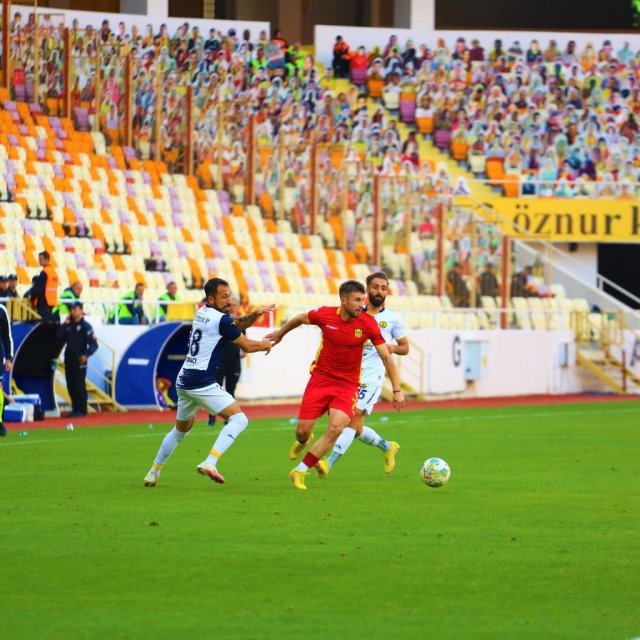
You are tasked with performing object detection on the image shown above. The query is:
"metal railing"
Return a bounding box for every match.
[466,177,639,199]
[453,195,640,328]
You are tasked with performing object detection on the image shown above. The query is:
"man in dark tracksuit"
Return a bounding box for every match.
[0,304,14,436]
[56,302,98,417]
[208,296,243,426]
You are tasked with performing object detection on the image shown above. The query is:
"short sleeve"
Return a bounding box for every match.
[220,314,242,341]
[307,308,321,326]
[391,317,407,340]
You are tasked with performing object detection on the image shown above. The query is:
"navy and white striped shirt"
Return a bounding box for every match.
[177,305,241,390]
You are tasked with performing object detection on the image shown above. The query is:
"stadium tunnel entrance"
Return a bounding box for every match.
[7,323,64,413]
[114,322,191,409]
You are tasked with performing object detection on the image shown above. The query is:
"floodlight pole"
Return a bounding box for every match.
[372,173,380,267]
[62,27,70,118]
[2,0,9,90]
[500,235,510,329]
[185,86,193,175]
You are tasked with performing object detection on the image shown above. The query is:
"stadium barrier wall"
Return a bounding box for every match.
[86,323,613,405]
[314,24,637,68]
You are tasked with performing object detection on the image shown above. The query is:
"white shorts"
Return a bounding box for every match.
[176,383,235,421]
[356,383,382,416]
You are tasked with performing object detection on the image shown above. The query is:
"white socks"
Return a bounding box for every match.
[358,425,391,452]
[153,426,188,468]
[328,424,392,468]
[204,412,249,466]
[328,427,357,468]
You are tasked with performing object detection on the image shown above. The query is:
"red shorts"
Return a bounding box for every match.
[298,374,358,421]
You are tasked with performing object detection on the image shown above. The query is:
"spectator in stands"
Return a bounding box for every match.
[452,37,467,61]
[447,262,470,308]
[332,35,351,79]
[157,281,180,322]
[56,302,98,418]
[488,39,505,63]
[5,275,18,299]
[109,282,147,325]
[31,251,59,322]
[99,19,111,43]
[544,39,561,62]
[57,281,83,316]
[618,42,634,64]
[511,265,534,298]
[479,263,500,301]
[469,39,484,62]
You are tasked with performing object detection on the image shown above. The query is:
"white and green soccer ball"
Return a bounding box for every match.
[421,457,450,488]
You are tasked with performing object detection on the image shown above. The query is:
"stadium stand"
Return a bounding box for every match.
[0,14,633,333]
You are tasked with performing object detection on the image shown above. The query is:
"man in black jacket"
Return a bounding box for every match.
[56,302,98,417]
[207,295,244,426]
[0,303,13,436]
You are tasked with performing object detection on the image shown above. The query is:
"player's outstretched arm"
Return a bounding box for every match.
[388,336,409,356]
[234,304,276,330]
[264,312,309,345]
[374,343,406,411]
[234,334,272,355]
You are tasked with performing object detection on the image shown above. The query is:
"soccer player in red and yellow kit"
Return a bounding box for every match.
[266,280,405,490]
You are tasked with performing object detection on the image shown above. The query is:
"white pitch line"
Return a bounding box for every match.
[1,405,638,448]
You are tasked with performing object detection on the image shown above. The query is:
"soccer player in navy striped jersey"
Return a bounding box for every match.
[143,278,274,487]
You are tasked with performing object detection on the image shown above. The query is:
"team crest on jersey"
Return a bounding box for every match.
[379,320,388,329]
[354,328,363,338]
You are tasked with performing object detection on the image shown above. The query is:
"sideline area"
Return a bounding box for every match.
[3,393,638,432]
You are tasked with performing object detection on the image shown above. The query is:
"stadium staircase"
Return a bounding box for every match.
[53,363,125,414]
[576,348,640,395]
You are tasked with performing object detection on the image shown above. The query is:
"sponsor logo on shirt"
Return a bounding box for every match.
[326,324,338,330]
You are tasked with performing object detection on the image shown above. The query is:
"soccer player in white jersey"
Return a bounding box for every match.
[327,271,409,472]
[143,278,274,487]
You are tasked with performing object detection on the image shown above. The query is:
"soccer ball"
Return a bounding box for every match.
[421,457,450,488]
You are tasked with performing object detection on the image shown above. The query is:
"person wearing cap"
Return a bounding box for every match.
[56,281,83,316]
[5,275,18,299]
[56,302,98,418]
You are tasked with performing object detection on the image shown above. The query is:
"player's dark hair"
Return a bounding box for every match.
[204,277,229,298]
[366,271,389,286]
[39,251,50,261]
[339,280,365,297]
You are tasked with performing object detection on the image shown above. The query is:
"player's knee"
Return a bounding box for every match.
[295,421,313,442]
[326,422,346,441]
[228,412,249,432]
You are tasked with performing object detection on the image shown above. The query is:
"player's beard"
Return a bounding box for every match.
[369,293,385,308]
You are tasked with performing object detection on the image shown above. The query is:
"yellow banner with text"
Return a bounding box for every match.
[454,197,640,243]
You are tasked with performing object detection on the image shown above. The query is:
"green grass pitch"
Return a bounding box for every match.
[1,401,639,640]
